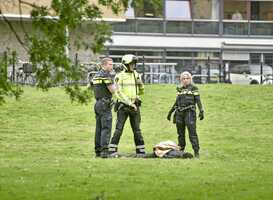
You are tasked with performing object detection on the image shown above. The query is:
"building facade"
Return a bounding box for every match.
[0,0,124,62]
[1,0,273,79]
[105,0,273,77]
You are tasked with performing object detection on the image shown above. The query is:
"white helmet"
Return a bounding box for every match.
[121,54,137,65]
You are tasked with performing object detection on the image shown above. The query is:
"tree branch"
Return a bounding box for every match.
[19,0,40,9]
[0,9,29,52]
[18,0,31,42]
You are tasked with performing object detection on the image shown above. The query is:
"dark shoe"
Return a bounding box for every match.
[135,153,146,158]
[95,152,101,158]
[100,150,109,158]
[182,152,194,159]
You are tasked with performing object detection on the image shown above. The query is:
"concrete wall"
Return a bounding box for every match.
[0,0,124,19]
[69,24,98,63]
[0,21,30,61]
[0,0,51,15]
[0,0,123,62]
[0,20,99,63]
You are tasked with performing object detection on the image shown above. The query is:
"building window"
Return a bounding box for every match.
[167,59,193,73]
[142,58,164,63]
[264,54,273,67]
[224,0,247,20]
[108,49,163,58]
[224,1,273,21]
[192,0,219,34]
[136,51,163,57]
[250,53,261,64]
[229,61,249,74]
[194,52,220,58]
[166,51,192,57]
[251,1,273,21]
[248,54,273,75]
[109,50,137,56]
[134,0,163,18]
[124,1,135,18]
[192,0,219,19]
[166,0,191,20]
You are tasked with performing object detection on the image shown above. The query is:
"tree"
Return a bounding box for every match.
[0,50,23,105]
[0,0,162,105]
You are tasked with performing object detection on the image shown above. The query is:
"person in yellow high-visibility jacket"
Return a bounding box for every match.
[109,54,145,157]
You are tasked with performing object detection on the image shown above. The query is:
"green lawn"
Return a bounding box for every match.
[0,84,273,200]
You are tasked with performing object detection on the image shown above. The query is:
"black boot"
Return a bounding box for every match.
[194,151,200,158]
[95,150,101,158]
[100,149,109,158]
[136,147,146,158]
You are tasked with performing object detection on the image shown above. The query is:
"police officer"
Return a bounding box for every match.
[108,54,146,157]
[167,71,204,158]
[92,57,116,158]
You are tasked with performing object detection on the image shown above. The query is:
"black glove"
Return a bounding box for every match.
[135,98,142,107]
[199,111,204,120]
[167,111,173,121]
[167,103,176,121]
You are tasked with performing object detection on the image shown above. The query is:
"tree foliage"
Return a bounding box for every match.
[0,51,23,105]
[0,0,161,104]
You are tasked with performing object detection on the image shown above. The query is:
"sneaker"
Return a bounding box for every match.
[108,152,119,158]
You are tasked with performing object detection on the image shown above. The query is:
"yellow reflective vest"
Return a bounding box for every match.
[115,70,144,105]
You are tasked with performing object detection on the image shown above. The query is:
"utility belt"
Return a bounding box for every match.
[175,105,195,112]
[114,99,142,112]
[96,97,114,107]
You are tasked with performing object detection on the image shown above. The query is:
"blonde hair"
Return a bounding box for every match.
[101,57,113,67]
[180,71,192,82]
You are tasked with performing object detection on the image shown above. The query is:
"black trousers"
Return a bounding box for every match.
[175,109,200,153]
[94,100,112,155]
[109,105,145,154]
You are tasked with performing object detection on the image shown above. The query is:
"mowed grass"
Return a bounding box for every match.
[0,84,273,200]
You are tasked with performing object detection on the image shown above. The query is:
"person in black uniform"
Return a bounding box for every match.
[167,71,204,158]
[91,57,116,158]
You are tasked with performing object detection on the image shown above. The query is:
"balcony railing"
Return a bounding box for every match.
[111,18,273,37]
[111,19,136,32]
[137,18,164,33]
[223,20,248,35]
[166,20,192,34]
[193,20,219,35]
[250,21,273,36]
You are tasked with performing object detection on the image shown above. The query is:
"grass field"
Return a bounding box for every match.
[0,84,273,200]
